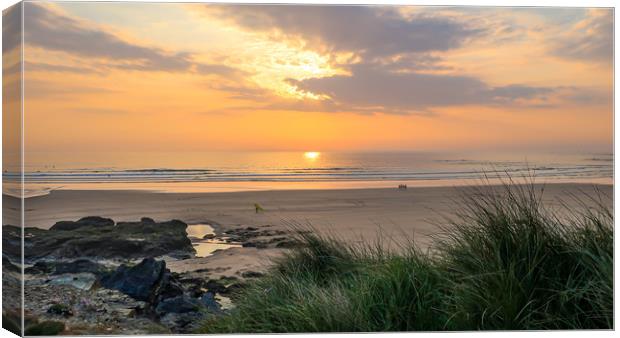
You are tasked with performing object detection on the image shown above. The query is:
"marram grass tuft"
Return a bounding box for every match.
[200,181,613,332]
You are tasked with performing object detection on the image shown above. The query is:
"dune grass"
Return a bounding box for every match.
[199,181,613,332]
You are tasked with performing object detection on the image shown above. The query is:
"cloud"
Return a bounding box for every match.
[288,63,554,114]
[194,63,241,76]
[25,61,100,74]
[209,83,271,101]
[196,5,608,116]
[550,9,612,63]
[377,54,453,72]
[3,61,21,77]
[23,3,236,75]
[25,79,117,99]
[203,5,483,60]
[24,3,190,71]
[2,3,22,54]
[558,86,612,106]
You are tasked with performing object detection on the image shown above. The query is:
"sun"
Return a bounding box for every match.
[303,152,321,160]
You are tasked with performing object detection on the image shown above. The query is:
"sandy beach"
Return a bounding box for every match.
[7,183,612,277]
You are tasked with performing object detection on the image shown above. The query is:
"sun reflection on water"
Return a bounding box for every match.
[303,152,321,161]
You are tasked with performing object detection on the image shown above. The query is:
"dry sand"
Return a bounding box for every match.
[6,183,613,276]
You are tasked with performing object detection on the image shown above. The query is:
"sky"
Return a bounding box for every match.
[3,2,614,154]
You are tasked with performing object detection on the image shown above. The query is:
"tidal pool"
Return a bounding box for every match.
[187,223,240,257]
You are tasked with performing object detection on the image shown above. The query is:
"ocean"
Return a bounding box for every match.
[4,151,613,197]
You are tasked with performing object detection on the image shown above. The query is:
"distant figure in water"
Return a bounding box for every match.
[254,203,264,213]
[398,184,407,190]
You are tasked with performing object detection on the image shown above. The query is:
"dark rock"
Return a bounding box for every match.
[100,258,167,302]
[242,240,268,249]
[156,294,221,333]
[50,216,114,231]
[100,258,184,306]
[159,312,206,333]
[165,251,192,260]
[25,262,54,274]
[155,295,201,315]
[140,217,155,224]
[55,259,108,275]
[3,255,20,273]
[205,279,227,294]
[199,292,222,313]
[156,273,185,302]
[177,277,207,297]
[275,239,301,248]
[47,303,73,317]
[202,233,216,240]
[25,259,108,276]
[3,225,27,261]
[241,271,264,278]
[4,218,195,262]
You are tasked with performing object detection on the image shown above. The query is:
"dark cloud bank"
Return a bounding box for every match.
[18,3,235,75]
[208,5,569,114]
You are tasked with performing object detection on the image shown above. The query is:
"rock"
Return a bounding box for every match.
[241,271,264,278]
[241,240,270,248]
[3,255,20,273]
[3,225,26,261]
[47,303,73,317]
[199,292,222,313]
[47,273,97,290]
[202,233,216,240]
[275,239,301,248]
[100,258,166,302]
[205,279,227,294]
[155,272,185,302]
[24,283,156,335]
[177,277,207,297]
[100,258,184,305]
[155,294,221,333]
[50,216,114,231]
[168,252,193,260]
[25,261,54,274]
[155,295,201,315]
[159,312,205,333]
[4,218,195,262]
[25,259,108,276]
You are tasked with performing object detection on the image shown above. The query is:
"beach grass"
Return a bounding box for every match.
[198,181,613,332]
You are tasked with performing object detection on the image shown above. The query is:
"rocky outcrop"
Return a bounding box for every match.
[100,258,183,303]
[3,218,195,262]
[50,216,115,231]
[225,226,301,249]
[5,216,277,334]
[25,259,109,276]
[100,258,221,332]
[23,283,163,335]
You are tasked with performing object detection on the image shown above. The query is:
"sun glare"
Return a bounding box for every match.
[304,151,321,160]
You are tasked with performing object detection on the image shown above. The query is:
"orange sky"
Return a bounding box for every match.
[3,3,613,154]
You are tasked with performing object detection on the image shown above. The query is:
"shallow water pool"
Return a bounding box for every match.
[187,223,240,257]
